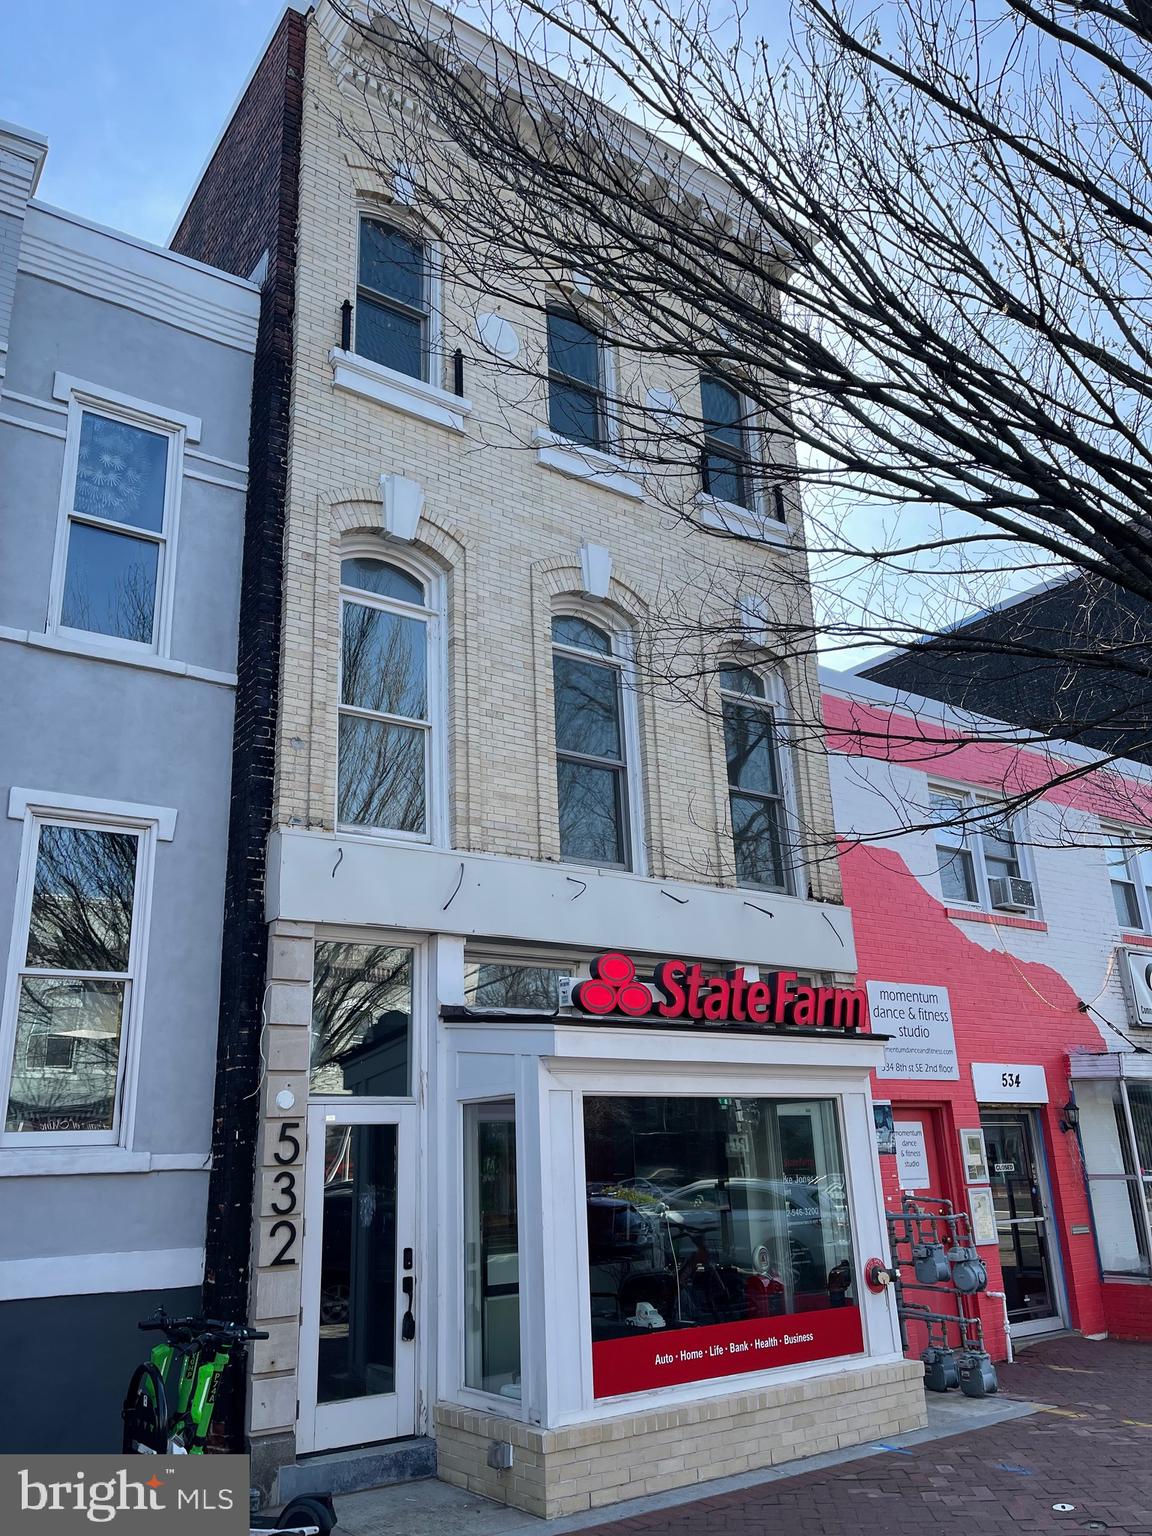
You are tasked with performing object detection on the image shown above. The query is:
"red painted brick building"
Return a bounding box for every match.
[824,670,1152,1358]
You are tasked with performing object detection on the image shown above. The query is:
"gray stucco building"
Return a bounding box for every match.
[0,120,259,1450]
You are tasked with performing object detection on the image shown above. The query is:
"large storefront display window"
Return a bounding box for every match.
[1078,1078,1152,1276]
[583,1095,862,1398]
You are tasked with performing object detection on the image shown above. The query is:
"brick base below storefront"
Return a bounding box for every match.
[1102,1278,1152,1339]
[434,1358,927,1517]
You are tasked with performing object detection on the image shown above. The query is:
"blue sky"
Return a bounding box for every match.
[2,0,288,247]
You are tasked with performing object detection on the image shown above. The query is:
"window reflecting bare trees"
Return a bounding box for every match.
[552,616,631,867]
[311,942,413,1096]
[338,558,433,836]
[7,823,140,1134]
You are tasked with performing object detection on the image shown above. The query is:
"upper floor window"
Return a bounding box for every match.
[54,408,178,648]
[547,307,608,451]
[700,376,755,511]
[552,615,635,868]
[357,218,430,381]
[2,816,146,1143]
[338,555,439,839]
[1103,830,1152,930]
[930,788,1034,912]
[720,666,791,891]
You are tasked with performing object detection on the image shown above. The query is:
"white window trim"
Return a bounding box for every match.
[552,605,647,877]
[46,382,188,660]
[0,795,168,1151]
[928,782,1040,916]
[719,666,799,896]
[1100,822,1152,933]
[335,544,448,849]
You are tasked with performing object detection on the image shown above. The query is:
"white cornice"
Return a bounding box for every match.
[0,122,48,215]
[18,204,260,354]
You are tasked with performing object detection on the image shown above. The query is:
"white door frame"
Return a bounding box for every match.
[983,1106,1067,1340]
[297,1100,421,1452]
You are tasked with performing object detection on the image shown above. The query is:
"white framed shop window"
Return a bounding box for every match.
[0,792,169,1149]
[308,927,432,1101]
[336,545,447,847]
[47,380,191,659]
[444,1024,899,1429]
[463,1100,522,1400]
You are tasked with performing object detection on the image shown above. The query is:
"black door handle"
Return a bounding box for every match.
[401,1275,416,1341]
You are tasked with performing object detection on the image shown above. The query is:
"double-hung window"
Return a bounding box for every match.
[552,616,633,868]
[357,218,430,381]
[338,556,438,838]
[2,817,146,1142]
[1103,829,1152,930]
[55,406,178,648]
[930,788,1033,911]
[720,666,791,890]
[700,376,755,511]
[546,307,608,451]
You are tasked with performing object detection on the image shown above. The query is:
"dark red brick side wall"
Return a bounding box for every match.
[170,8,306,1447]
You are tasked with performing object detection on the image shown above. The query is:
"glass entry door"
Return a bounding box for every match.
[298,1103,418,1451]
[980,1110,1063,1334]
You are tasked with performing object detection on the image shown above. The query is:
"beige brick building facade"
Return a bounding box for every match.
[181,2,925,1512]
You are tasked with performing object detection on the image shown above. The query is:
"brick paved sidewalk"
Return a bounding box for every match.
[576,1337,1152,1536]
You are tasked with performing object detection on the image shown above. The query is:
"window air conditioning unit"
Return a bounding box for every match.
[988,876,1035,912]
[1118,946,1152,1027]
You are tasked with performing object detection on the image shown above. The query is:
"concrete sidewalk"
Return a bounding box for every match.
[328,1386,1038,1536]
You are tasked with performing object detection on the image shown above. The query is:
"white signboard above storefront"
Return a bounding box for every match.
[867,982,959,1080]
[894,1121,931,1189]
[971,1062,1049,1104]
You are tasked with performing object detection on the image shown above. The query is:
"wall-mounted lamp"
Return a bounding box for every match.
[1060,1099,1081,1134]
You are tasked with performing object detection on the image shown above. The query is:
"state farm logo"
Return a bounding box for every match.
[564,950,867,1032]
[571,952,653,1016]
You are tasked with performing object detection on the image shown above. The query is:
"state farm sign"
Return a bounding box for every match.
[562,952,867,1032]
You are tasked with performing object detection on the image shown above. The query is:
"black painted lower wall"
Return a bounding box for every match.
[0,1287,200,1453]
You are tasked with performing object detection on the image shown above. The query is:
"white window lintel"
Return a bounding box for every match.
[52,373,202,441]
[8,787,178,841]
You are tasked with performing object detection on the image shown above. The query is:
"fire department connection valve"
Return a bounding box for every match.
[865,1258,899,1292]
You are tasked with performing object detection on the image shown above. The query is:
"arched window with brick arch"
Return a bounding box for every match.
[338,544,444,841]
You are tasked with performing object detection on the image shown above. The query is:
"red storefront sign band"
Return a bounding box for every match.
[570,952,868,1032]
[592,1308,866,1398]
